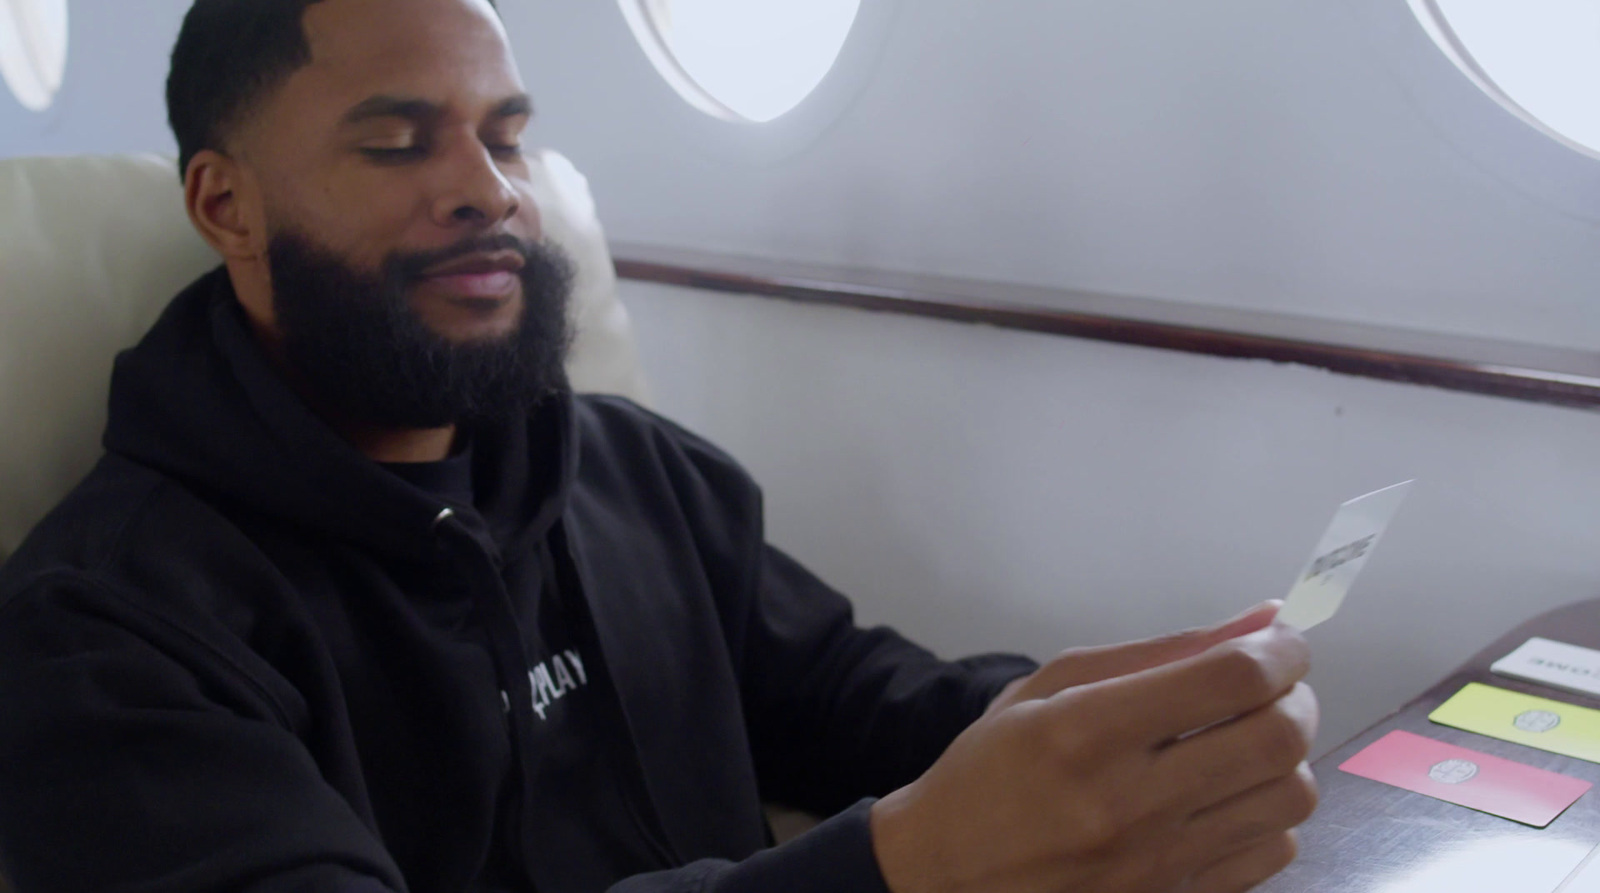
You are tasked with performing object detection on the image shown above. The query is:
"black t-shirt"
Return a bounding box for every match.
[383,451,666,891]
[382,448,475,509]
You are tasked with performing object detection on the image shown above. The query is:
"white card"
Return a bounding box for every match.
[1557,844,1600,893]
[1492,637,1600,700]
[1275,481,1413,631]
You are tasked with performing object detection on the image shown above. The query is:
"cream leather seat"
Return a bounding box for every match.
[0,151,650,560]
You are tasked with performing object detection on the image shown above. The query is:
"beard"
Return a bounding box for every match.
[265,227,575,431]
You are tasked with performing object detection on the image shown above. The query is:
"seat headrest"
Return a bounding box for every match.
[0,151,648,558]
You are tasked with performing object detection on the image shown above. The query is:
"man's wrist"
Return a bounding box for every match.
[871,785,943,893]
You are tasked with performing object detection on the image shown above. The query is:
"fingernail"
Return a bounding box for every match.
[1227,600,1279,623]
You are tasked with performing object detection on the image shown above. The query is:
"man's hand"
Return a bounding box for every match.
[871,604,1318,893]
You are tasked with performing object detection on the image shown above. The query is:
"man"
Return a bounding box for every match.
[0,0,1318,890]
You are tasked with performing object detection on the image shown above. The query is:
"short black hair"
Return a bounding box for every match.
[166,0,498,179]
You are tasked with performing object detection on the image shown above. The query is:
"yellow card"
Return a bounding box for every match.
[1430,683,1600,763]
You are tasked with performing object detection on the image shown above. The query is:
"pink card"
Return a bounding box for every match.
[1339,730,1592,827]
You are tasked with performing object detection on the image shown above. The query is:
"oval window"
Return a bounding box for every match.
[0,0,68,112]
[1409,0,1600,159]
[617,0,863,123]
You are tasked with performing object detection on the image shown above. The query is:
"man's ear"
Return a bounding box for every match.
[184,150,264,261]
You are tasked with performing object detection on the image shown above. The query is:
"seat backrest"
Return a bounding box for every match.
[0,151,650,560]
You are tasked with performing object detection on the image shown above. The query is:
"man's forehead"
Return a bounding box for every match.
[292,0,522,110]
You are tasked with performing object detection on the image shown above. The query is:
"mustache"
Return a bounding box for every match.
[386,233,544,282]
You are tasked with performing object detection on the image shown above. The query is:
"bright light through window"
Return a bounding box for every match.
[1410,0,1600,159]
[0,0,67,112]
[618,0,863,123]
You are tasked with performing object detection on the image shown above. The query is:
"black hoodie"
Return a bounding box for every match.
[0,269,1037,893]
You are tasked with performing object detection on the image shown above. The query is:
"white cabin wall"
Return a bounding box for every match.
[507,0,1600,350]
[624,279,1600,755]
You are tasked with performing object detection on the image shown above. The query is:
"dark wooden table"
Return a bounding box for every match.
[1258,598,1600,892]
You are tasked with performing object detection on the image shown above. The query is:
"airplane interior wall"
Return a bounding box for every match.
[4,0,1599,755]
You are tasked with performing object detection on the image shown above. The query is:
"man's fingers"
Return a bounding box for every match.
[1150,683,1319,814]
[1061,623,1310,749]
[1184,830,1301,893]
[1006,602,1282,704]
[1169,763,1318,871]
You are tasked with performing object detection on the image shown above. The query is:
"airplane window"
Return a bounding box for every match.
[616,0,862,123]
[0,0,67,112]
[1409,0,1600,159]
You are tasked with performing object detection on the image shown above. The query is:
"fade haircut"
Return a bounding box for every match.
[165,0,498,179]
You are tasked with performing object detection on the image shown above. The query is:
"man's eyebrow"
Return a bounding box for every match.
[338,94,534,127]
[340,95,441,126]
[490,94,535,120]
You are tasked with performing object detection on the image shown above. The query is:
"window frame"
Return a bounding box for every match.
[616,0,743,122]
[0,0,68,113]
[614,0,864,125]
[1407,0,1600,162]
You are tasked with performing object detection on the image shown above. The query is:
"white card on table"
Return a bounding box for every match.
[1275,480,1413,631]
[1556,844,1600,893]
[1493,637,1600,700]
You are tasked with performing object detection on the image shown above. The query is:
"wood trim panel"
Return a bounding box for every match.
[612,244,1600,410]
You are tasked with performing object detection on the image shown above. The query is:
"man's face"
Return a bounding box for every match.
[232,0,570,428]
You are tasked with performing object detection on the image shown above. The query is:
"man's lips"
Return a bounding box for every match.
[427,270,519,299]
[419,251,525,300]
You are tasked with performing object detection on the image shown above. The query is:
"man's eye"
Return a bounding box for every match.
[360,146,427,162]
[487,143,524,159]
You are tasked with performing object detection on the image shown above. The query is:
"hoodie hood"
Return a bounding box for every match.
[102,267,576,561]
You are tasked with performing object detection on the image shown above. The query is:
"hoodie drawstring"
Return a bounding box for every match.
[431,507,541,886]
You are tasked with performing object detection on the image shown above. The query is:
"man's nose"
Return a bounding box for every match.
[433,144,523,230]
